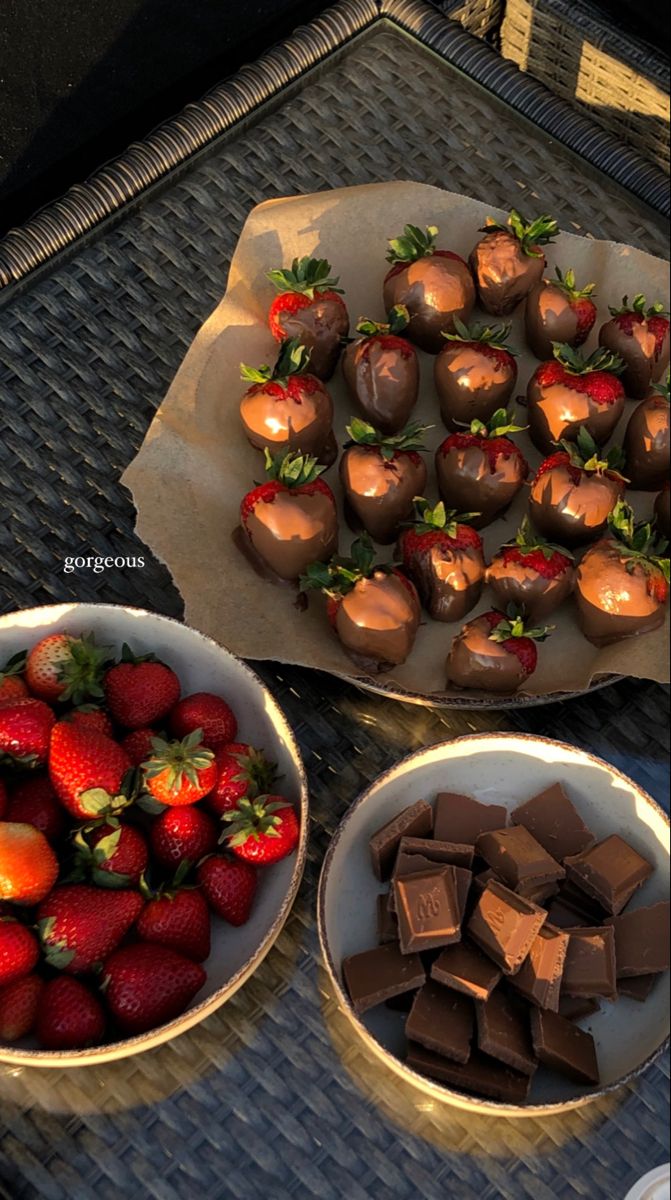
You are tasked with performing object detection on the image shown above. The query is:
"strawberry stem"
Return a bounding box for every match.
[386,224,439,264]
[266,256,344,299]
[240,338,312,386]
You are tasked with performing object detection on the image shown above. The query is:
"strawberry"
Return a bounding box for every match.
[102,943,205,1034]
[104,646,181,729]
[142,731,217,807]
[73,823,149,888]
[397,498,485,623]
[528,344,625,454]
[340,418,428,544]
[0,779,6,819]
[221,795,300,866]
[487,517,574,620]
[529,427,627,546]
[0,918,40,986]
[0,974,44,1041]
[266,256,349,380]
[0,650,28,703]
[383,224,475,353]
[470,210,558,316]
[6,775,66,844]
[25,633,110,704]
[36,976,105,1050]
[342,307,419,434]
[0,823,59,904]
[239,338,335,462]
[526,267,597,360]
[435,318,518,430]
[65,706,115,737]
[48,722,133,820]
[446,609,552,693]
[435,408,528,528]
[207,743,277,817]
[149,805,218,871]
[137,883,211,962]
[120,727,158,766]
[197,854,257,925]
[623,374,670,491]
[169,692,237,748]
[0,697,56,767]
[599,294,670,399]
[38,884,144,973]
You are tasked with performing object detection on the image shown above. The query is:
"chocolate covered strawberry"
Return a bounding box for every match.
[446,609,552,693]
[528,428,626,546]
[527,344,626,453]
[575,501,669,645]
[266,256,349,380]
[397,499,484,622]
[486,517,574,620]
[525,267,597,360]
[435,319,518,430]
[655,482,670,539]
[340,418,428,544]
[301,534,421,672]
[599,294,670,398]
[239,339,336,463]
[470,210,558,316]
[238,449,338,582]
[342,307,419,434]
[382,224,475,353]
[435,408,528,528]
[623,374,670,491]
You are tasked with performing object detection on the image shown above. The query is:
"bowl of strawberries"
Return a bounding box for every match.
[0,603,308,1065]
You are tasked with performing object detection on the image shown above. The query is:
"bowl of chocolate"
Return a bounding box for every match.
[318,733,670,1116]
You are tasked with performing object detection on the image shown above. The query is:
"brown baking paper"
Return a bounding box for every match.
[122,181,670,703]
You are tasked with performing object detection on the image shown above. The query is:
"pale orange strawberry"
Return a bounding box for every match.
[0,823,59,905]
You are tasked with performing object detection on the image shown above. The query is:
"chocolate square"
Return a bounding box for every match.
[394,866,461,954]
[405,980,474,1063]
[617,975,659,1002]
[564,835,653,916]
[605,901,670,977]
[561,926,617,1000]
[476,989,538,1075]
[369,799,433,881]
[343,943,425,1014]
[432,941,502,1002]
[397,835,475,869]
[509,923,569,1011]
[406,1041,532,1103]
[467,880,547,975]
[434,792,508,845]
[476,826,565,891]
[512,783,595,861]
[530,1008,599,1086]
[558,996,600,1021]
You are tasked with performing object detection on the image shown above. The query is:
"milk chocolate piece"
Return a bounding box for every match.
[605,901,670,977]
[617,974,658,1002]
[564,835,654,916]
[468,880,547,975]
[545,897,593,930]
[343,943,425,1014]
[472,868,501,894]
[406,980,474,1062]
[386,990,417,1012]
[558,880,608,923]
[509,923,569,1011]
[398,836,475,869]
[389,856,470,920]
[377,893,398,945]
[558,995,600,1021]
[431,940,502,1001]
[394,867,461,954]
[512,784,595,862]
[407,1041,532,1103]
[476,826,565,892]
[476,989,538,1075]
[561,926,617,1000]
[369,799,433,880]
[434,792,507,845]
[530,1007,599,1085]
[518,881,560,905]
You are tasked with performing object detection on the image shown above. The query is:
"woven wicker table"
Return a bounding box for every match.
[0,4,668,1198]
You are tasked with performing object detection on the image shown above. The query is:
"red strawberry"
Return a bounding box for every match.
[104,648,181,729]
[486,517,574,620]
[75,823,149,888]
[0,823,59,905]
[383,224,475,353]
[239,448,338,581]
[49,722,132,820]
[0,974,44,1040]
[222,795,300,866]
[599,294,670,398]
[25,633,110,705]
[38,884,144,973]
[102,943,205,1034]
[446,609,552,693]
[340,419,429,544]
[0,651,28,703]
[0,778,6,819]
[66,706,115,737]
[525,267,597,359]
[36,976,105,1050]
[435,409,528,528]
[207,743,277,817]
[137,886,211,962]
[397,498,485,623]
[197,855,257,926]
[0,918,40,986]
[342,308,419,435]
[435,319,518,430]
[239,338,335,461]
[527,345,626,453]
[149,805,218,871]
[142,731,217,807]
[0,697,56,767]
[529,428,626,547]
[169,692,237,749]
[6,775,66,844]
[267,256,349,380]
[121,727,158,766]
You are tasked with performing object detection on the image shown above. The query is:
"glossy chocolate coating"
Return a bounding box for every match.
[240,378,334,460]
[623,392,670,491]
[241,489,338,581]
[334,571,420,669]
[575,539,668,645]
[340,446,427,544]
[446,614,528,692]
[655,483,670,538]
[486,553,574,620]
[434,343,517,431]
[403,540,485,623]
[525,281,587,360]
[342,336,419,434]
[527,372,625,454]
[529,463,624,547]
[382,255,475,354]
[435,444,525,529]
[469,230,545,316]
[275,296,349,380]
[600,317,670,400]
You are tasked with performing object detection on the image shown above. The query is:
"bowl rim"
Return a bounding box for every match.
[0,602,310,1067]
[317,730,670,1116]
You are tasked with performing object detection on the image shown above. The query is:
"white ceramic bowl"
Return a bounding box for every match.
[0,603,308,1067]
[318,733,670,1116]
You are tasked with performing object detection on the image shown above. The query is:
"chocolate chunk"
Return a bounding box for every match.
[512,783,595,862]
[397,835,475,869]
[561,926,617,1000]
[389,855,470,921]
[467,880,547,975]
[406,980,474,1063]
[545,897,593,930]
[476,989,538,1075]
[476,826,565,892]
[343,943,425,1013]
[472,868,501,894]
[558,995,600,1021]
[605,901,670,977]
[369,799,433,881]
[434,792,508,845]
[556,881,607,922]
[376,893,398,944]
[530,1008,599,1085]
[407,1041,532,1103]
[564,835,653,916]
[394,867,461,954]
[453,867,474,924]
[517,880,560,904]
[432,941,501,1001]
[617,974,659,1002]
[509,923,569,1011]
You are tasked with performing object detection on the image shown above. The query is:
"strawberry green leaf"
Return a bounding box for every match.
[552,343,625,377]
[386,224,439,264]
[443,319,516,353]
[266,256,343,298]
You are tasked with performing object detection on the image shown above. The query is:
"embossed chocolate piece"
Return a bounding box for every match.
[527,345,626,455]
[525,267,597,360]
[239,339,335,462]
[267,256,349,380]
[509,923,569,1011]
[397,500,485,623]
[530,1008,599,1085]
[446,610,552,694]
[467,879,547,975]
[599,294,670,399]
[487,518,574,620]
[434,319,518,430]
[528,428,626,548]
[383,224,475,354]
[623,377,670,491]
[406,980,474,1062]
[435,408,528,529]
[343,943,425,1013]
[469,209,558,316]
[340,419,428,545]
[394,866,461,954]
[512,782,595,862]
[342,308,419,434]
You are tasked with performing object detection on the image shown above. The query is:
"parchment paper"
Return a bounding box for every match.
[122,181,670,702]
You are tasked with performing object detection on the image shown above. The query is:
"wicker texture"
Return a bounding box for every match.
[442,0,504,40]
[0,19,669,1200]
[501,0,671,172]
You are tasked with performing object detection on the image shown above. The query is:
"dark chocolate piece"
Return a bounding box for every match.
[476,989,538,1075]
[512,783,595,861]
[394,867,461,954]
[530,1007,599,1086]
[617,974,659,1002]
[369,799,433,881]
[343,943,425,1014]
[561,926,617,1000]
[558,995,600,1021]
[405,980,474,1063]
[467,880,547,975]
[386,990,417,1013]
[433,792,507,845]
[517,880,560,905]
[406,1042,532,1103]
[432,941,502,1002]
[564,835,654,916]
[509,923,569,1011]
[397,835,475,869]
[376,893,398,945]
[605,901,670,977]
[476,825,565,892]
[557,880,608,923]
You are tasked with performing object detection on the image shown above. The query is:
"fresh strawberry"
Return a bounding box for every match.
[73,823,149,888]
[207,743,277,817]
[487,517,574,621]
[104,646,181,729]
[0,779,6,819]
[142,731,217,807]
[149,805,218,870]
[0,918,40,986]
[397,498,485,623]
[25,632,110,705]
[169,692,237,749]
[528,344,626,453]
[6,775,67,844]
[239,338,335,461]
[0,651,28,703]
[102,943,205,1034]
[340,418,429,544]
[600,294,670,398]
[529,427,627,547]
[65,706,115,737]
[48,722,132,820]
[0,823,59,904]
[446,609,552,693]
[0,697,56,767]
[197,854,257,925]
[38,884,144,973]
[266,256,349,380]
[120,727,158,766]
[383,224,475,352]
[0,974,44,1041]
[221,795,300,866]
[36,976,105,1050]
[137,883,211,962]
[525,267,597,359]
[435,408,528,528]
[470,210,558,316]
